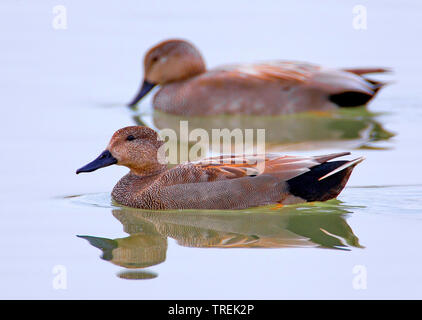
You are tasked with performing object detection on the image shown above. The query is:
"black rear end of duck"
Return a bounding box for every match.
[329,78,386,108]
[287,160,357,202]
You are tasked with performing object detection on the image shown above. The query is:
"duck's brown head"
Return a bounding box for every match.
[128,39,206,107]
[76,126,166,176]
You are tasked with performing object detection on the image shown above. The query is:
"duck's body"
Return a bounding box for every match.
[129,39,388,115]
[77,126,363,210]
[153,62,386,116]
[111,153,362,210]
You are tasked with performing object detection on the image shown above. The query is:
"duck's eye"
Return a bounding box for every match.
[152,56,158,63]
[126,135,135,141]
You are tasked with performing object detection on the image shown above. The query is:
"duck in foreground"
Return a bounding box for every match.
[76,126,364,210]
[128,39,389,115]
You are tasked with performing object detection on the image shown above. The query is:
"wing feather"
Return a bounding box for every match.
[209,61,379,95]
[213,61,318,83]
[192,152,351,182]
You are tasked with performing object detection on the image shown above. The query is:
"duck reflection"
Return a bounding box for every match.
[132,108,393,155]
[78,202,363,279]
[78,221,167,270]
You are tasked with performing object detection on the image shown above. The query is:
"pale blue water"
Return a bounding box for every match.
[0,0,422,299]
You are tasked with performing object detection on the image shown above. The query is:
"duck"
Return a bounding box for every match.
[76,126,364,210]
[128,39,389,115]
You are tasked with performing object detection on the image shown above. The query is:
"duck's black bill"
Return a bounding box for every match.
[76,150,117,174]
[128,80,156,107]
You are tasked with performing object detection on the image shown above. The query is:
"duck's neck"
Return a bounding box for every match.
[130,163,168,177]
[111,167,167,208]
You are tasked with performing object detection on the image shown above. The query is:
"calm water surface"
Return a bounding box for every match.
[1,1,422,299]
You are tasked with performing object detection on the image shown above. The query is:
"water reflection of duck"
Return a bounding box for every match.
[77,231,167,269]
[133,108,394,153]
[128,39,389,115]
[78,203,362,278]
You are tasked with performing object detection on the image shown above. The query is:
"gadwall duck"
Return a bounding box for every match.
[76,126,363,210]
[128,39,388,115]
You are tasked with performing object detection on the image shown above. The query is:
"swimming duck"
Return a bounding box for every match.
[128,39,388,115]
[76,126,363,210]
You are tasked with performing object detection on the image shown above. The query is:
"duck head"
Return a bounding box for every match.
[76,126,166,176]
[128,39,206,107]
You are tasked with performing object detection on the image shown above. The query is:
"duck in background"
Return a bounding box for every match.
[76,126,364,210]
[128,39,389,115]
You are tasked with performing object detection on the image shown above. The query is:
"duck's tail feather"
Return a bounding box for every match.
[328,79,388,107]
[318,157,365,181]
[343,67,392,76]
[287,157,364,202]
[365,77,392,92]
[330,68,391,108]
[313,152,351,164]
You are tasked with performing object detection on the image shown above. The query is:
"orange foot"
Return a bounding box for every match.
[271,203,284,210]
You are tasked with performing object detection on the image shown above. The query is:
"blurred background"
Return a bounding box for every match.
[0,0,421,299]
